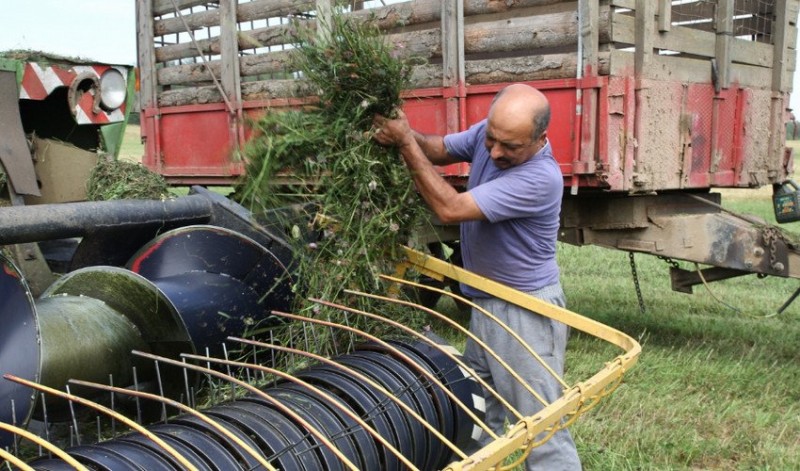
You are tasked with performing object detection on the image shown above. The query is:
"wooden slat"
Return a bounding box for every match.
[772,0,790,92]
[671,0,774,22]
[137,0,158,110]
[154,0,315,36]
[219,0,241,105]
[716,0,734,89]
[153,0,217,17]
[581,0,600,70]
[634,0,654,77]
[609,49,780,89]
[657,0,671,32]
[611,14,785,69]
[464,51,611,85]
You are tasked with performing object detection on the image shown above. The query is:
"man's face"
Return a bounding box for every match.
[484,119,545,170]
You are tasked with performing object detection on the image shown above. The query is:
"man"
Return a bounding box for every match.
[373,84,581,470]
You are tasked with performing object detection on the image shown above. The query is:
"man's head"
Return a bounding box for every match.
[485,84,551,169]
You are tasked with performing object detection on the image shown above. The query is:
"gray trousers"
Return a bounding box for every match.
[462,283,582,471]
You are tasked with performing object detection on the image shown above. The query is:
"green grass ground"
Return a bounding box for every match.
[560,144,800,470]
[119,127,799,469]
[118,124,144,162]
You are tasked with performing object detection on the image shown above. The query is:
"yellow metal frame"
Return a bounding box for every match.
[398,246,641,471]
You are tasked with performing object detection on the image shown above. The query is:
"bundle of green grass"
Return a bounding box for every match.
[237,12,431,344]
[86,158,172,201]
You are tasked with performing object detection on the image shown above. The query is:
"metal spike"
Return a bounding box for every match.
[154,360,167,422]
[65,385,80,446]
[182,358,191,408]
[108,374,116,436]
[132,366,142,424]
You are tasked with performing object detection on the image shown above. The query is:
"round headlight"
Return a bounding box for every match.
[99,68,127,110]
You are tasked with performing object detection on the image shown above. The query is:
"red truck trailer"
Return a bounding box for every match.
[136,0,800,291]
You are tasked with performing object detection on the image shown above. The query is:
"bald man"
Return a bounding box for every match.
[374,84,581,470]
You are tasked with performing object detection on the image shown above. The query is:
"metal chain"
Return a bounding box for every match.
[762,226,784,272]
[628,252,646,314]
[657,255,680,269]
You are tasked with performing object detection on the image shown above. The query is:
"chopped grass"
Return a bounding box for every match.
[86,157,172,201]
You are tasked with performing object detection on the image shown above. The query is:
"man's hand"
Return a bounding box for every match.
[372,109,415,149]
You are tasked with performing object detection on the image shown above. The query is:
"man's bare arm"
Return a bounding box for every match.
[412,131,460,166]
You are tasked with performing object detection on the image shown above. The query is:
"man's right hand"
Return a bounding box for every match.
[372,109,415,149]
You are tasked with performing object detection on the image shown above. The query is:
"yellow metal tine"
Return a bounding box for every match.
[67,379,276,471]
[400,247,641,354]
[312,291,526,417]
[278,305,499,441]
[347,284,548,409]
[2,374,198,471]
[176,352,399,471]
[0,446,35,471]
[229,336,469,461]
[0,421,87,471]
[386,263,571,390]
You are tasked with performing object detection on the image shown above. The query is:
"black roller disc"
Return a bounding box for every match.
[92,439,177,471]
[356,341,455,445]
[350,350,447,470]
[347,350,443,437]
[223,399,337,471]
[58,444,143,471]
[168,412,266,470]
[27,458,85,471]
[0,253,40,448]
[127,225,294,313]
[390,339,484,449]
[243,389,355,471]
[203,404,312,471]
[340,351,445,469]
[119,430,214,471]
[149,422,244,471]
[296,366,408,471]
[335,354,428,468]
[266,384,380,471]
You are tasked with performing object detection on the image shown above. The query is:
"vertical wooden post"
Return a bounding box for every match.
[771,0,790,93]
[715,0,733,91]
[769,0,791,180]
[219,0,241,106]
[634,0,654,79]
[633,0,654,189]
[441,0,465,133]
[576,0,599,175]
[219,0,244,157]
[657,0,671,33]
[136,0,160,171]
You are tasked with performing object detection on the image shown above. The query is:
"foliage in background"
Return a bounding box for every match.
[87,157,172,201]
[236,11,430,349]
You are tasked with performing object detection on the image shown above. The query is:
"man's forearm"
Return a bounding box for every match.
[413,131,456,166]
[398,140,483,223]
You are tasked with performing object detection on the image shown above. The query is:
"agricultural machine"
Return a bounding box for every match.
[1,0,799,469]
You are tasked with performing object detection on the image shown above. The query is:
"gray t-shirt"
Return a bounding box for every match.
[443,119,563,298]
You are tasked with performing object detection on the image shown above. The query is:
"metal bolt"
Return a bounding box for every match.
[753,247,764,257]
[772,262,785,272]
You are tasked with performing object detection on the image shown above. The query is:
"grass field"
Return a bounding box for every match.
[118,128,799,469]
[118,124,144,162]
[561,144,800,469]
